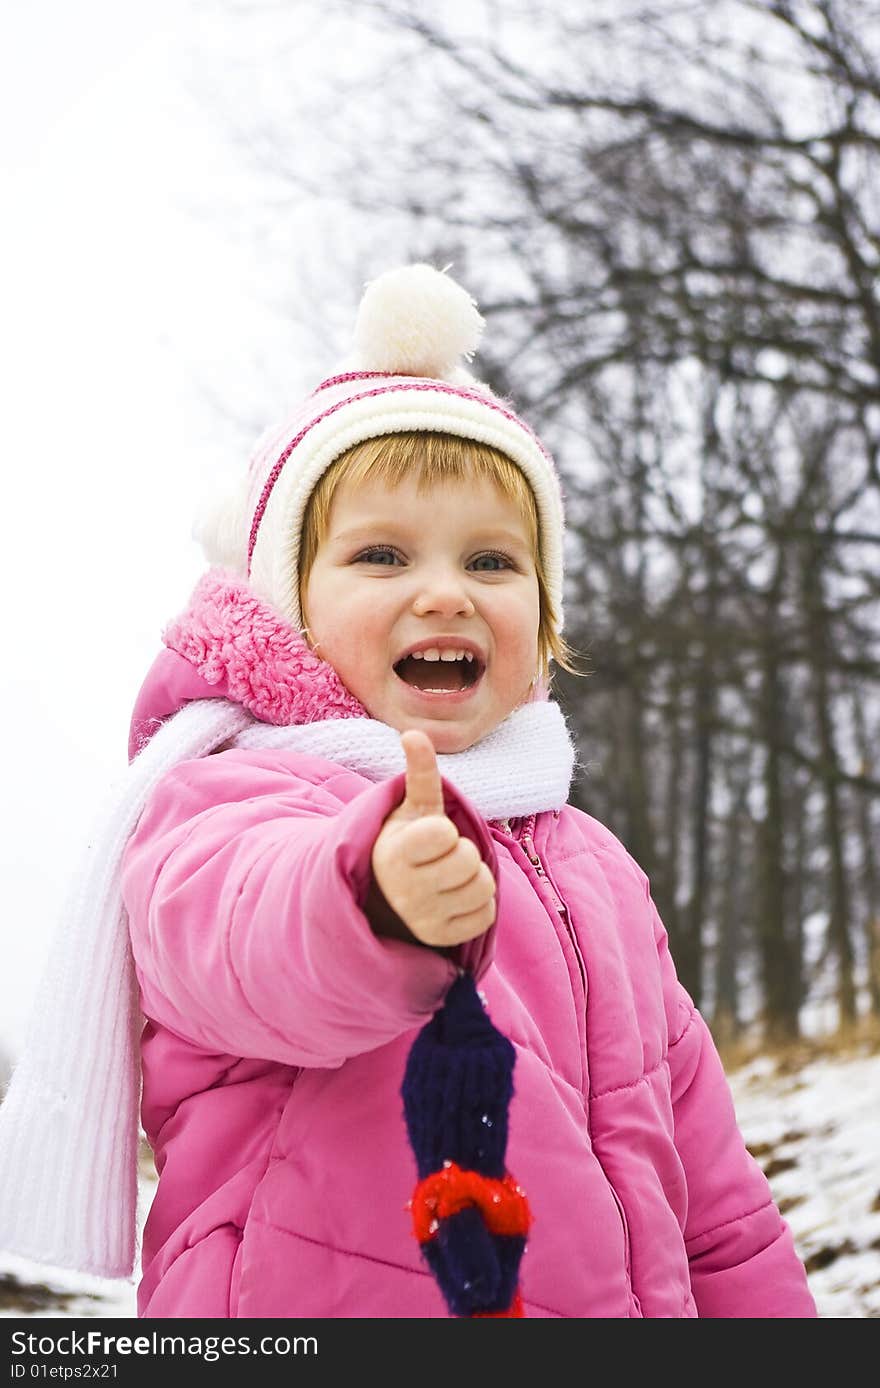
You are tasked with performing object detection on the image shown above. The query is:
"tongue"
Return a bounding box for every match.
[397,656,467,691]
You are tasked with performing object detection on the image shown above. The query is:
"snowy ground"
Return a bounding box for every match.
[1,1043,878,1319]
[726,1044,880,1318]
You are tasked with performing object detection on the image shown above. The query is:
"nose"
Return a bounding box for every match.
[411,564,476,618]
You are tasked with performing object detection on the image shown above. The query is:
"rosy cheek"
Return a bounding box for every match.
[500,606,539,654]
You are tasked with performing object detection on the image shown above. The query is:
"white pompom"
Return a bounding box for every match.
[353,263,485,378]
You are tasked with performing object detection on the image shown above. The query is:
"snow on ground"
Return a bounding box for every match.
[1,1044,878,1319]
[725,1043,880,1318]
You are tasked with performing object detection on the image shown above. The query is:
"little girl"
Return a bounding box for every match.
[0,264,816,1318]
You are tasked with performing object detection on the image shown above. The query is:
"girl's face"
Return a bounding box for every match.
[302,471,541,753]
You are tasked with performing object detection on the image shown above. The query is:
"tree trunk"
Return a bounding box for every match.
[754,630,801,1041]
[712,766,748,1045]
[801,543,858,1026]
[853,692,880,1018]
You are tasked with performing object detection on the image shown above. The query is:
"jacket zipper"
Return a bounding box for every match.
[495,811,635,1309]
[518,813,587,995]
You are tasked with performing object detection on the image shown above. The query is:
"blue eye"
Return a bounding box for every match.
[356,546,402,565]
[471,552,513,571]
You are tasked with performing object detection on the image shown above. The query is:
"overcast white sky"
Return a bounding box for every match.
[0,1,326,1056]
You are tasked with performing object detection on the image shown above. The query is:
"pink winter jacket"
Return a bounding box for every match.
[120,574,817,1319]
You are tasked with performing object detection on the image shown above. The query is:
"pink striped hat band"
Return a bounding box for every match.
[246,377,557,571]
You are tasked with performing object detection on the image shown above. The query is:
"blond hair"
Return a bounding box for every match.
[297,431,585,685]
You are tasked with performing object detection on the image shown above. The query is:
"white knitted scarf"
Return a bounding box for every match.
[0,695,577,1281]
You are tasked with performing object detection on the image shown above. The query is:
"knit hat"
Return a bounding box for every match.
[195,262,566,640]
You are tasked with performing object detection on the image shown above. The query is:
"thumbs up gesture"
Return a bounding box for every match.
[370,730,497,948]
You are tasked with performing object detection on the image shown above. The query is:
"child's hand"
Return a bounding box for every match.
[370,730,497,948]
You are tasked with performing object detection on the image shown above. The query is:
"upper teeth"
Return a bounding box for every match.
[410,648,474,662]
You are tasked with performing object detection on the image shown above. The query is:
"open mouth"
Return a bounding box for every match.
[393,652,484,693]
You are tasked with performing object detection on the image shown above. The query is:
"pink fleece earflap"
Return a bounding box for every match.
[162,568,367,726]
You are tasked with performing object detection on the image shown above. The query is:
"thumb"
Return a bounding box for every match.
[400,729,445,819]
